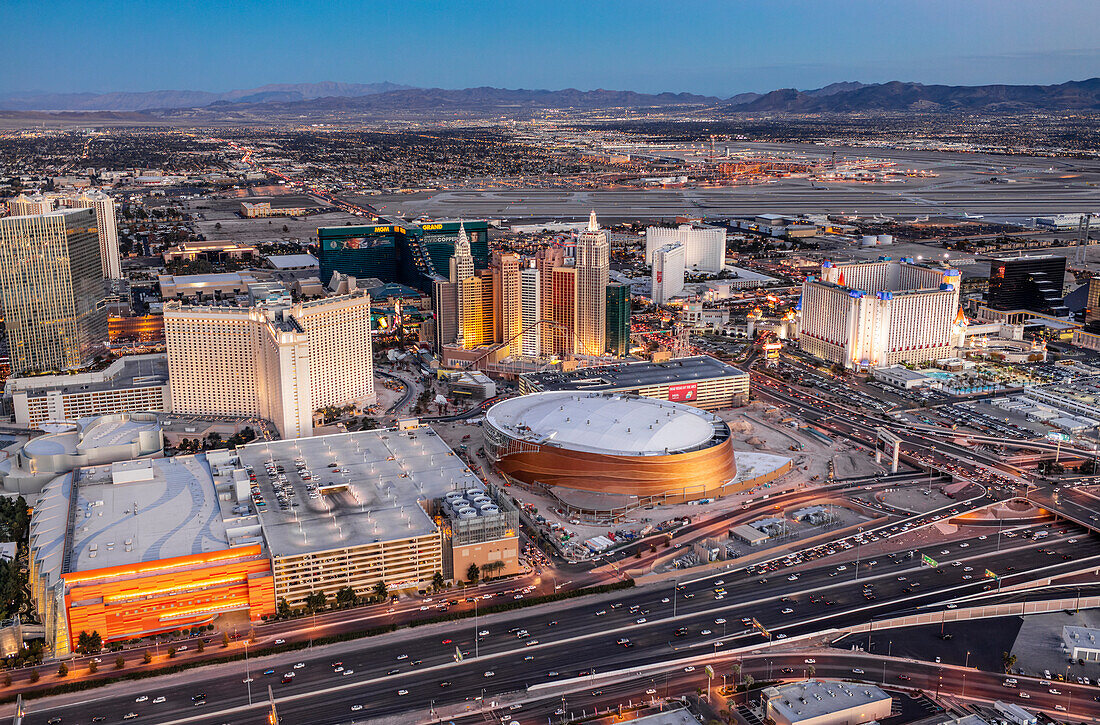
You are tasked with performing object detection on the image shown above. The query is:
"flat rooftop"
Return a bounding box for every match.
[486,391,723,456]
[721,266,781,283]
[68,455,231,572]
[765,680,890,723]
[522,355,746,393]
[265,253,318,269]
[236,427,482,558]
[5,355,168,397]
[620,708,699,725]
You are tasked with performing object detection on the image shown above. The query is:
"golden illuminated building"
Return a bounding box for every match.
[492,251,522,355]
[457,271,495,348]
[550,267,576,355]
[0,208,108,374]
[535,246,566,355]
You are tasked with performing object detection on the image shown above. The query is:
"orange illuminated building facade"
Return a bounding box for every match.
[550,267,575,355]
[62,544,274,650]
[108,314,165,344]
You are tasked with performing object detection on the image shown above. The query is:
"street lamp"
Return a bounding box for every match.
[855,527,862,581]
[243,640,253,706]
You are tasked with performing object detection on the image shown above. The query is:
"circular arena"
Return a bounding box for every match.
[484,391,737,506]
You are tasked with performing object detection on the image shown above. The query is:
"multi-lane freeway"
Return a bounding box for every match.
[14,520,1099,724]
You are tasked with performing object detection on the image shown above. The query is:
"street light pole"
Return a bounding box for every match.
[244,640,252,706]
[474,599,479,659]
[855,527,862,581]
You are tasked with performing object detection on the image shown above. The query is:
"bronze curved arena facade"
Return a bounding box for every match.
[484,391,737,502]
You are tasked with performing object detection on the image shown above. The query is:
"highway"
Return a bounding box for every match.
[15,522,1100,724]
[444,649,1100,724]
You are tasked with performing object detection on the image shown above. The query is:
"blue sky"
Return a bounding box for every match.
[5,0,1099,96]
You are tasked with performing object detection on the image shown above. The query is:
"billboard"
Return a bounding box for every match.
[668,383,698,403]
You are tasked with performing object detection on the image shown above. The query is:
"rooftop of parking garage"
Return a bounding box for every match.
[236,426,482,558]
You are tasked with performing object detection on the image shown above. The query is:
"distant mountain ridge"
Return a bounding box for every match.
[3,78,1098,114]
[724,78,1100,112]
[195,86,722,113]
[0,82,411,111]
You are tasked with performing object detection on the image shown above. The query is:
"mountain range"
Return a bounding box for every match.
[0,82,411,111]
[2,78,1098,115]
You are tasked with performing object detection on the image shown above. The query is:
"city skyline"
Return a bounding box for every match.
[3,0,1099,96]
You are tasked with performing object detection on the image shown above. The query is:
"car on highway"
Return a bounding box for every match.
[781,608,794,614]
[124,714,139,721]
[646,688,657,695]
[153,696,166,704]
[852,668,864,674]
[484,671,495,677]
[397,689,409,696]
[294,662,305,669]
[1019,692,1030,699]
[135,696,149,703]
[342,669,354,676]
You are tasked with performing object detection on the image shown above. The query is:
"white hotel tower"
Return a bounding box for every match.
[797,259,962,370]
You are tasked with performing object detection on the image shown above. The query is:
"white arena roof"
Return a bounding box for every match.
[486,392,722,456]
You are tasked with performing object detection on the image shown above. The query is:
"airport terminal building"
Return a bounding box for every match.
[519,355,749,410]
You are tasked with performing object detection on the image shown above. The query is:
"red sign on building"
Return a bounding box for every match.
[668,383,698,402]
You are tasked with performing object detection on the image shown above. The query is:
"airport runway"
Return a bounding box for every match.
[364,181,1099,222]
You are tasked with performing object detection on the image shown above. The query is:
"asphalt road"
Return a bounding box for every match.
[440,649,1100,725]
[15,523,1100,725]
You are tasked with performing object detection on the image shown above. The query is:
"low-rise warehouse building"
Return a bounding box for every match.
[519,355,749,410]
[763,680,891,725]
[1063,625,1100,661]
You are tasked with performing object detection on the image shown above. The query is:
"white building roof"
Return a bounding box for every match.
[266,253,319,269]
[237,426,482,558]
[765,679,890,724]
[68,455,231,571]
[486,391,721,456]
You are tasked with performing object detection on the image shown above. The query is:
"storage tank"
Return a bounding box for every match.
[861,235,877,247]
[877,234,893,246]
